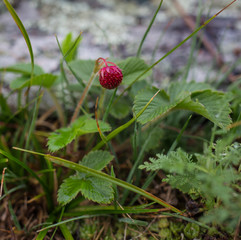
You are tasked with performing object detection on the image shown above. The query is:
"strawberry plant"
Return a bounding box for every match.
[0,0,240,239]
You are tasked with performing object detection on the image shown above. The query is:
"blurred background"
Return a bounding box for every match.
[0,0,241,83]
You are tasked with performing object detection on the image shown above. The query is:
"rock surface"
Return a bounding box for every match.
[0,0,240,88]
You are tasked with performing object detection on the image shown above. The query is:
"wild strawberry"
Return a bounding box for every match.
[97,58,123,89]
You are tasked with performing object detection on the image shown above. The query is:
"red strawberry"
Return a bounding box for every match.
[98,58,123,89]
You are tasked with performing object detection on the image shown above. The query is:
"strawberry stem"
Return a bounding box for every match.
[106,61,117,66]
[98,57,108,67]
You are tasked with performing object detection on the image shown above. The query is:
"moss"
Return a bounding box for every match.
[184,223,200,239]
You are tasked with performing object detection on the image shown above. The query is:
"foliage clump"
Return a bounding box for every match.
[140,141,241,231]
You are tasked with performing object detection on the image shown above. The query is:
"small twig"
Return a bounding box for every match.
[117,201,134,222]
[95,97,101,136]
[148,231,159,240]
[35,120,56,131]
[5,197,16,240]
[133,217,157,239]
[227,120,241,130]
[70,71,98,124]
[37,106,56,123]
[172,0,224,66]
[123,223,127,240]
[95,224,105,240]
[234,216,241,240]
[0,167,7,197]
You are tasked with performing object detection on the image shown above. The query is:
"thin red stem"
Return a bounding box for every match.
[97,57,108,67]
[106,61,117,66]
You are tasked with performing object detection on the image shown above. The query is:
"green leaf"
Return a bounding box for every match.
[58,176,113,205]
[10,74,57,90]
[109,97,130,119]
[78,176,114,203]
[59,224,74,240]
[80,150,113,171]
[3,0,34,76]
[68,60,97,85]
[133,82,232,128]
[140,149,200,195]
[168,81,211,102]
[48,128,77,153]
[140,148,194,173]
[58,151,114,205]
[58,177,83,204]
[0,63,44,76]
[93,89,161,150]
[61,33,82,62]
[176,90,232,129]
[118,218,148,226]
[118,57,152,85]
[47,115,111,152]
[133,87,182,124]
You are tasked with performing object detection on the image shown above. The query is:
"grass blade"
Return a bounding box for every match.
[64,205,162,216]
[0,184,25,201]
[59,224,74,240]
[38,215,97,232]
[13,147,182,214]
[3,0,34,77]
[136,0,163,57]
[55,34,85,87]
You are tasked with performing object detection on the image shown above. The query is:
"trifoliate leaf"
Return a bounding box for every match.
[133,87,187,125]
[58,150,114,205]
[58,177,84,205]
[78,176,114,203]
[47,115,111,152]
[175,90,232,128]
[134,83,232,128]
[58,175,114,205]
[79,150,113,171]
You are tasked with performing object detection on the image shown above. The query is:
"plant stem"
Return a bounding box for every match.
[70,71,97,124]
[103,88,117,122]
[93,90,160,150]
